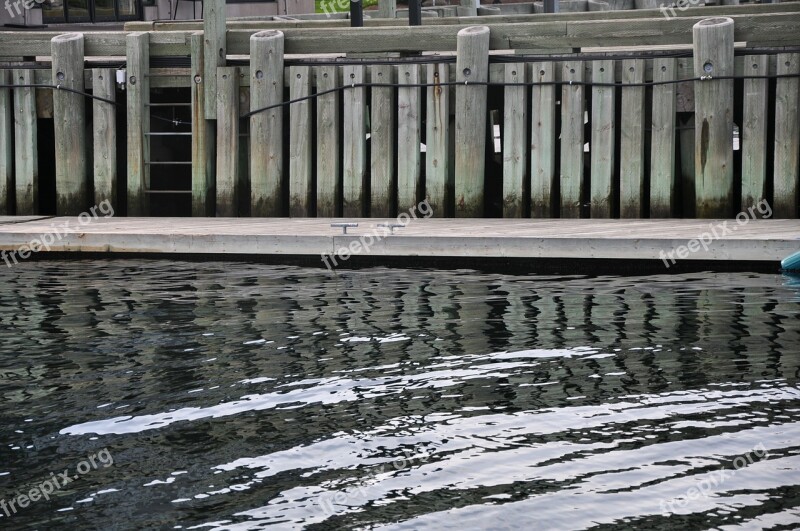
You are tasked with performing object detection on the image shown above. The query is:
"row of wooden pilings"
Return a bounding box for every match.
[0,17,798,218]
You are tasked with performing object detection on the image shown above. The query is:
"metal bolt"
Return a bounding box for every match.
[331,223,358,234]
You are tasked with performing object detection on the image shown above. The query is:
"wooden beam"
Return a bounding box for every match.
[0,70,11,215]
[191,31,215,217]
[216,66,240,217]
[315,65,341,217]
[52,33,87,215]
[620,58,646,218]
[126,32,149,216]
[454,25,489,217]
[502,63,527,218]
[530,61,556,218]
[693,17,734,218]
[370,64,396,217]
[250,30,285,217]
[13,69,37,215]
[740,54,768,213]
[773,53,800,218]
[343,65,367,217]
[425,63,450,217]
[398,63,422,215]
[289,65,313,217]
[650,57,677,218]
[590,59,614,218]
[92,68,117,209]
[560,60,584,218]
[204,0,227,119]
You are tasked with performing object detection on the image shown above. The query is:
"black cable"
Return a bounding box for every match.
[0,83,117,105]
[243,72,800,119]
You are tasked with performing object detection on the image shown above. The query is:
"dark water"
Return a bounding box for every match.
[1,261,800,530]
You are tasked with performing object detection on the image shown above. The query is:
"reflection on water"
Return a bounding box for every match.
[1,262,799,529]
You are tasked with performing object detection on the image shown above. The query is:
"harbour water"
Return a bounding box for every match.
[1,261,799,529]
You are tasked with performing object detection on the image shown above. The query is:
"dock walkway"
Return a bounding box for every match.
[0,218,797,267]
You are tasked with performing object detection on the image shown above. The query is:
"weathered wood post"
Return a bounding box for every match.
[503,63,528,218]
[774,53,800,218]
[191,31,214,216]
[92,68,116,209]
[560,60,584,218]
[620,58,645,218]
[650,58,677,218]
[530,62,556,217]
[343,65,367,217]
[250,30,284,217]
[692,17,734,218]
[13,69,37,215]
[398,63,422,214]
[455,26,490,217]
[370,64,396,217]
[741,55,768,212]
[204,0,226,120]
[425,63,449,216]
[289,65,312,217]
[0,69,11,215]
[126,32,149,216]
[590,59,615,218]
[52,33,87,215]
[459,0,479,16]
[316,65,340,217]
[216,66,240,216]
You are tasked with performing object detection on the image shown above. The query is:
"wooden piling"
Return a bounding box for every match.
[620,58,645,218]
[398,63,421,214]
[289,65,313,217]
[741,55,768,212]
[454,26,489,217]
[773,53,800,218]
[316,65,340,217]
[590,59,614,218]
[92,68,116,209]
[692,17,734,218]
[650,57,677,218]
[0,69,11,215]
[370,64,396,217]
[216,66,240,217]
[204,0,226,119]
[343,65,367,217]
[503,63,527,218]
[191,31,214,217]
[126,32,149,216]
[13,69,37,215]
[560,60,584,218]
[425,63,449,216]
[378,0,397,19]
[52,33,86,215]
[530,61,556,218]
[250,30,284,217]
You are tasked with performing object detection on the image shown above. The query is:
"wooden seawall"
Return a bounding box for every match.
[0,3,798,220]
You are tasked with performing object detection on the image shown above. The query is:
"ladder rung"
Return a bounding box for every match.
[144,190,192,194]
[146,132,193,136]
[145,161,192,165]
[146,102,192,107]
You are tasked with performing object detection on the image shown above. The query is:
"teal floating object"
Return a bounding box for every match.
[781,250,800,271]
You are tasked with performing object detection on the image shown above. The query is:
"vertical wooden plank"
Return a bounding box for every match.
[316,65,340,217]
[92,68,116,209]
[216,66,240,217]
[741,55,768,212]
[590,59,614,218]
[343,64,366,217]
[370,64,395,217]
[191,31,214,217]
[204,0,226,119]
[425,63,449,216]
[503,62,527,218]
[530,61,556,218]
[289,65,312,217]
[0,69,12,215]
[774,52,800,218]
[620,58,645,218]
[250,30,284,217]
[126,32,149,216]
[693,17,734,218]
[650,57,677,218]
[13,69,37,215]
[455,25,490,217]
[52,33,86,215]
[398,63,421,214]
[560,60,584,218]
